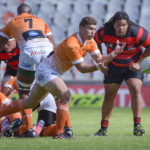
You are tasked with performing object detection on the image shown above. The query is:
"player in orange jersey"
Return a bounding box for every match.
[0,4,56,137]
[0,16,126,139]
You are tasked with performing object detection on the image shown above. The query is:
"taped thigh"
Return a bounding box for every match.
[16,79,32,92]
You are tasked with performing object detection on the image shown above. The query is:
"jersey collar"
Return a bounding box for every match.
[77,32,86,45]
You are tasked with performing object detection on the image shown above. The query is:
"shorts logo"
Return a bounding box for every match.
[38,74,45,82]
[22,62,32,68]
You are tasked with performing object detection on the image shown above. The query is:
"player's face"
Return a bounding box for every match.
[113,19,129,37]
[4,39,16,52]
[81,24,97,41]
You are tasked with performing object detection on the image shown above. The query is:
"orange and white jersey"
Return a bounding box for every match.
[0,13,53,49]
[3,77,17,92]
[44,32,100,74]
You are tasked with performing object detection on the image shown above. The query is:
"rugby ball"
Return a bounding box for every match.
[140,57,150,74]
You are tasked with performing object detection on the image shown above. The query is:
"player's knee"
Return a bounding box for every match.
[60,90,72,104]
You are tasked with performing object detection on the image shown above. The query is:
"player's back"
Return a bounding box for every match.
[2,13,52,48]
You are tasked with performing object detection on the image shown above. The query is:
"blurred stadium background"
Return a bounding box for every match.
[1,0,150,107]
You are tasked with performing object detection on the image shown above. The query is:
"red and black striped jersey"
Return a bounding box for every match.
[94,25,150,67]
[0,44,20,70]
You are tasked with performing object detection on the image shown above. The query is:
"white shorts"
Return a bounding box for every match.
[19,46,53,71]
[37,93,57,113]
[35,62,61,87]
[30,80,56,113]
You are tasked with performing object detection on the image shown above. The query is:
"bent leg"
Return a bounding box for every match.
[43,77,72,136]
[126,78,145,136]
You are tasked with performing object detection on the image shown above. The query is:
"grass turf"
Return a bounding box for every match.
[0,107,150,150]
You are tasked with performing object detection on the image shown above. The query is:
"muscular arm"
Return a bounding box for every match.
[75,61,99,73]
[129,46,150,71]
[137,47,150,63]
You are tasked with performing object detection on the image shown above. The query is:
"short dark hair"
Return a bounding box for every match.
[79,16,97,27]
[17,3,32,15]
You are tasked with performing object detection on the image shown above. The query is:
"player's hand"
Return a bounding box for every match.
[129,62,140,72]
[114,40,126,55]
[99,62,108,74]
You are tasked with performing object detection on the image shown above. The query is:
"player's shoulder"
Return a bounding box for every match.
[129,25,143,36]
[65,33,80,48]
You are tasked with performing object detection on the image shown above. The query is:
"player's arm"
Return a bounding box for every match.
[75,61,103,73]
[91,40,126,65]
[45,23,56,48]
[129,28,150,71]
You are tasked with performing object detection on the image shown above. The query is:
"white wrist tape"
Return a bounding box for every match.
[111,51,117,58]
[96,63,101,70]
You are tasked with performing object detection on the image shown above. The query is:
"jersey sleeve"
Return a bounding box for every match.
[94,26,104,44]
[138,27,150,48]
[87,40,100,55]
[66,47,84,65]
[44,23,52,36]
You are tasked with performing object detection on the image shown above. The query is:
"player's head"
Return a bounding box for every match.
[105,11,130,37]
[79,16,97,41]
[17,4,32,15]
[112,11,129,37]
[4,38,16,52]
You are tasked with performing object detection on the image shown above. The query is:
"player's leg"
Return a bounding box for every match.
[37,109,56,136]
[33,94,56,136]
[126,76,145,136]
[0,83,47,124]
[17,69,35,137]
[43,77,72,139]
[94,63,122,136]
[56,99,73,137]
[94,83,120,136]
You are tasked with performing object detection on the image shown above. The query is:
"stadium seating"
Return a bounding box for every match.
[1,0,150,82]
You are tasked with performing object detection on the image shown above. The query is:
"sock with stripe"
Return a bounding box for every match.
[21,109,33,130]
[101,120,109,130]
[134,117,141,127]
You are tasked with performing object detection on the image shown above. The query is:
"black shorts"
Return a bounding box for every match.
[104,63,144,84]
[37,110,56,127]
[4,65,17,76]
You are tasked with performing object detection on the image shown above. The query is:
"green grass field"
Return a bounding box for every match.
[0,107,150,150]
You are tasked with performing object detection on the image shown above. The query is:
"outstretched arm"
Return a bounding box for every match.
[99,40,126,64]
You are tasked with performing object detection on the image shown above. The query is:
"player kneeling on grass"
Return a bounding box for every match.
[0,92,22,137]
[0,16,126,139]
